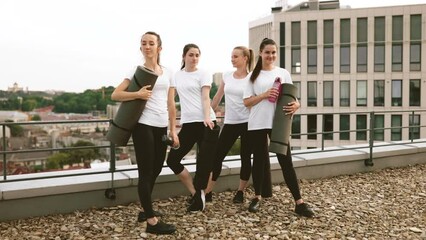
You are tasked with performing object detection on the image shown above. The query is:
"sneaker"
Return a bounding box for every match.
[186,194,194,205]
[205,192,212,202]
[248,198,260,213]
[146,220,176,235]
[137,210,163,222]
[295,203,315,218]
[187,190,205,212]
[232,190,244,203]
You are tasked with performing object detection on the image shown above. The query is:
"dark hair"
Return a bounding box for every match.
[234,46,255,72]
[250,38,277,83]
[142,31,162,65]
[181,43,200,70]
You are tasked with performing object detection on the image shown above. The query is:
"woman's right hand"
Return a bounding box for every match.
[137,85,152,100]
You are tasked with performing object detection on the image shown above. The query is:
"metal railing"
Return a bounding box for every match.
[1,109,425,198]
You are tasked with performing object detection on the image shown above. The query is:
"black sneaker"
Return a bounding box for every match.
[137,210,163,222]
[205,192,212,202]
[232,190,244,203]
[146,220,176,235]
[186,194,194,205]
[295,203,315,218]
[248,198,260,213]
[187,190,205,212]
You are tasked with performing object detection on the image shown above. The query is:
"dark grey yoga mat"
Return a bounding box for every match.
[106,66,158,146]
[269,83,298,155]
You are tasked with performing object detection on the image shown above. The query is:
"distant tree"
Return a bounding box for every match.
[45,152,70,169]
[4,120,24,137]
[21,99,38,111]
[66,140,99,165]
[31,114,41,121]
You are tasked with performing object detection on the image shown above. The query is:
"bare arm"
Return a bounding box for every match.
[202,86,214,129]
[111,79,152,102]
[243,87,279,108]
[211,79,224,111]
[167,87,179,146]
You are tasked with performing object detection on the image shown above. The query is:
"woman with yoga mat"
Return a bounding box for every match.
[166,43,219,213]
[111,31,177,235]
[242,38,315,217]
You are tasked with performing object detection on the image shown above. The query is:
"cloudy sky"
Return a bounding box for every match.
[0,0,424,92]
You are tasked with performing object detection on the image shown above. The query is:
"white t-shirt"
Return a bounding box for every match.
[171,68,216,124]
[243,67,293,131]
[222,71,250,124]
[125,66,173,127]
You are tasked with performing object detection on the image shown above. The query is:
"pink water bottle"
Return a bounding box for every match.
[268,77,282,103]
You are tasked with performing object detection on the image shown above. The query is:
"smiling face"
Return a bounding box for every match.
[260,44,277,68]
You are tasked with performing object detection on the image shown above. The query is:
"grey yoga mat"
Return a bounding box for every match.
[269,83,298,155]
[106,66,158,146]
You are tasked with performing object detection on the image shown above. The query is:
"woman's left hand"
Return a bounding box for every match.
[283,100,300,117]
[204,118,214,130]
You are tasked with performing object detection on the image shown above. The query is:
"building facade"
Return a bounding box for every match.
[249,0,426,149]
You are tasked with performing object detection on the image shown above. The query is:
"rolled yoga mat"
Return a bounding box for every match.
[106,66,158,146]
[269,83,298,155]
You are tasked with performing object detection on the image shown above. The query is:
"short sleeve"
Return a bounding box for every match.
[200,69,212,87]
[243,73,255,99]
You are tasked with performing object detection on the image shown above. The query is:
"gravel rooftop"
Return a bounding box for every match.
[1,164,425,240]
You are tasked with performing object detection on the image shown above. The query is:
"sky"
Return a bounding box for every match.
[0,0,424,93]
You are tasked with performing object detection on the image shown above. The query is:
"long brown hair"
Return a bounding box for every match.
[142,31,162,65]
[250,38,277,83]
[180,43,200,70]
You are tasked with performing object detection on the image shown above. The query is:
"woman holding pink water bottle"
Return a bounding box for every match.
[243,38,315,217]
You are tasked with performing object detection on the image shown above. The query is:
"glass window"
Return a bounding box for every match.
[391,115,402,141]
[391,80,402,106]
[291,115,301,139]
[357,80,367,106]
[356,115,367,141]
[293,81,301,100]
[410,43,421,71]
[340,114,350,140]
[374,80,385,106]
[324,20,334,44]
[374,44,385,72]
[308,21,317,45]
[357,45,367,72]
[410,15,421,40]
[324,46,334,73]
[308,115,317,140]
[280,46,286,68]
[392,16,403,41]
[340,45,350,73]
[374,114,385,141]
[291,21,301,45]
[323,81,333,106]
[409,79,421,106]
[340,19,350,43]
[409,115,420,140]
[392,44,403,72]
[357,18,368,43]
[308,82,317,107]
[323,114,333,140]
[291,48,301,74]
[340,80,350,106]
[308,47,317,73]
[280,22,286,45]
[374,17,385,42]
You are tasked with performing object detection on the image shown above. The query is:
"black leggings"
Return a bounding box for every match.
[249,129,302,201]
[132,123,167,219]
[212,123,251,181]
[166,122,215,190]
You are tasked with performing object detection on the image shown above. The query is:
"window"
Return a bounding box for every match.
[308,115,317,140]
[409,115,420,140]
[280,22,286,68]
[357,18,368,42]
[374,44,385,72]
[340,114,350,140]
[391,80,402,106]
[291,115,301,139]
[410,15,421,40]
[308,21,317,44]
[392,44,403,72]
[374,80,385,106]
[374,17,385,42]
[324,20,334,44]
[340,19,350,43]
[356,115,367,140]
[391,115,402,141]
[340,80,350,106]
[357,45,367,72]
[324,47,334,73]
[291,22,301,45]
[323,81,333,106]
[323,114,333,140]
[409,79,421,106]
[410,43,421,71]
[307,47,317,73]
[308,82,317,106]
[374,114,385,141]
[291,48,301,74]
[392,16,403,41]
[357,80,367,106]
[340,45,350,73]
[293,81,301,100]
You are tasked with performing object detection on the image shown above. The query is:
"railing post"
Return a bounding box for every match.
[410,111,414,143]
[365,112,374,166]
[2,124,6,180]
[105,121,116,200]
